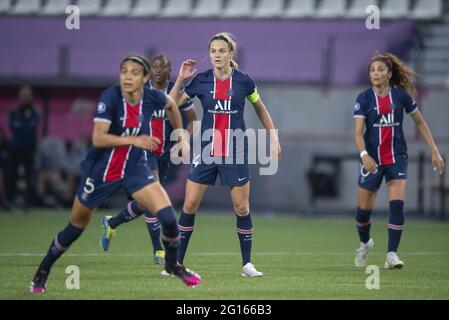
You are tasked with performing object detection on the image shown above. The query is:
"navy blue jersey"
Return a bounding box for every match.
[81,85,166,182]
[8,107,40,152]
[184,69,257,158]
[147,80,194,156]
[353,87,418,166]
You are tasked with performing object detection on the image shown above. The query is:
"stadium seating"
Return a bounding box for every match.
[39,0,71,16]
[160,0,192,17]
[0,0,11,14]
[381,0,409,19]
[253,0,283,18]
[346,0,379,19]
[99,0,132,17]
[411,0,443,20]
[222,0,252,18]
[315,0,346,18]
[282,0,315,18]
[191,0,222,18]
[0,0,445,20]
[75,0,101,16]
[128,0,162,17]
[9,0,40,15]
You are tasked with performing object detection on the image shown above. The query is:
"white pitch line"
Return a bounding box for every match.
[0,252,447,257]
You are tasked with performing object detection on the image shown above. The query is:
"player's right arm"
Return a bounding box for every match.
[92,121,160,150]
[169,59,197,107]
[354,118,376,172]
[353,95,377,172]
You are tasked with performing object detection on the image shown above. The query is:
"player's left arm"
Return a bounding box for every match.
[410,109,444,173]
[251,97,281,160]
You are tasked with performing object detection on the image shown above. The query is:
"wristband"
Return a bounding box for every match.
[360,150,368,158]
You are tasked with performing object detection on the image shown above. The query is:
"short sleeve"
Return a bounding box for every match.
[245,74,259,103]
[353,94,368,119]
[180,99,194,111]
[402,91,418,114]
[184,75,201,99]
[93,90,116,123]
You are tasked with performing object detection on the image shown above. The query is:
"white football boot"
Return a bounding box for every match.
[242,263,263,277]
[354,238,374,267]
[384,252,404,269]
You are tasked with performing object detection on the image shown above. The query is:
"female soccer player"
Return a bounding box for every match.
[353,52,445,269]
[169,32,281,277]
[100,54,197,266]
[29,55,201,293]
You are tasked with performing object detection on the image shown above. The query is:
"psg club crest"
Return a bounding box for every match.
[97,102,106,113]
[227,88,234,97]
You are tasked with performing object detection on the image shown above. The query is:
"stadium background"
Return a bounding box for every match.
[0,0,448,300]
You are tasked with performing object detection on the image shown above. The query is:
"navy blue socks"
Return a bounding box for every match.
[236,213,253,266]
[388,200,405,252]
[356,207,372,244]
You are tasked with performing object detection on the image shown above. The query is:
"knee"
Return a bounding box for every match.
[233,201,250,216]
[183,199,200,213]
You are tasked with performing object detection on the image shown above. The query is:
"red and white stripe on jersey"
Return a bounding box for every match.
[148,82,166,156]
[212,76,232,157]
[103,100,142,182]
[149,118,165,156]
[375,91,395,166]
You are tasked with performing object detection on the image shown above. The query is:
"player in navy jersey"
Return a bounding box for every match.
[100,54,197,266]
[29,55,201,293]
[169,32,281,277]
[353,52,444,269]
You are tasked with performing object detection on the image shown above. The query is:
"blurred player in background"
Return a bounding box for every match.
[100,54,197,265]
[29,55,200,293]
[6,85,40,210]
[0,127,10,211]
[169,32,281,277]
[353,52,445,269]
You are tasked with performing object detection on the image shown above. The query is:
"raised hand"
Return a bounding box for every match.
[178,59,197,81]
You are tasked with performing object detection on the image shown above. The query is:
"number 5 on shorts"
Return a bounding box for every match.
[83,178,95,194]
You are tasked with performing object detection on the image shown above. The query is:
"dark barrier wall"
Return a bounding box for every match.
[0,17,414,84]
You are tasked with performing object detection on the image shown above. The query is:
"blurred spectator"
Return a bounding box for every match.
[64,136,89,205]
[0,127,11,211]
[35,136,68,207]
[6,85,40,210]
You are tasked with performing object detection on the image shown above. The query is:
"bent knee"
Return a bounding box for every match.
[233,202,250,216]
[183,199,200,213]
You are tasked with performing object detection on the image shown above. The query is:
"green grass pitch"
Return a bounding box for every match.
[0,210,448,300]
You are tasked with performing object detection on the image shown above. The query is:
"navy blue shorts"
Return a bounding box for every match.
[147,154,171,185]
[358,155,408,191]
[148,155,158,172]
[188,162,250,187]
[76,172,155,208]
